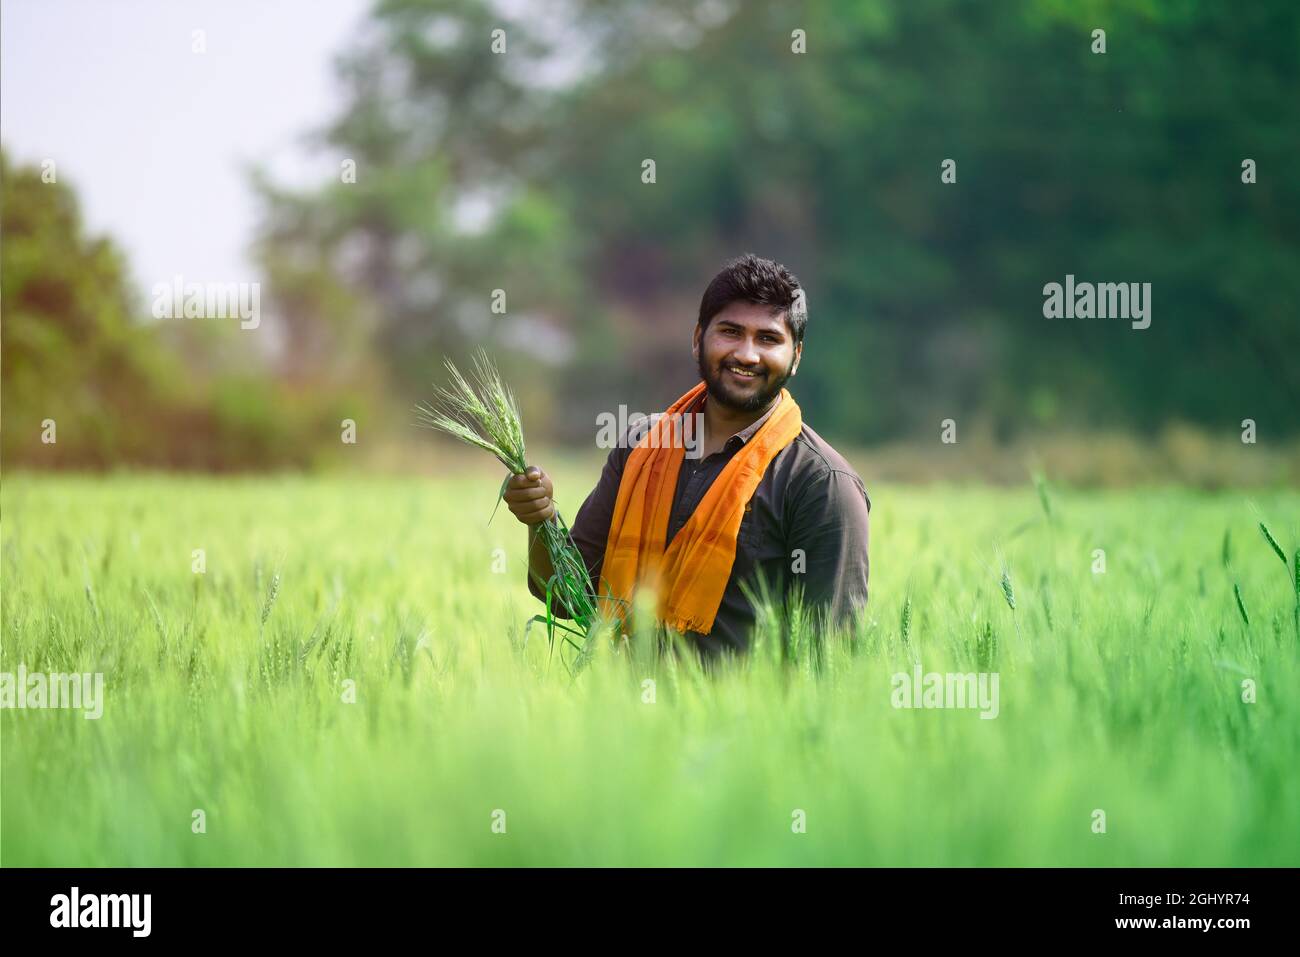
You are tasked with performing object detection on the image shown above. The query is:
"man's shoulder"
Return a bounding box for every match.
[791,423,859,474]
[783,422,871,509]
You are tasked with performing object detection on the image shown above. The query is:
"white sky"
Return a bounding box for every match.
[2,0,373,299]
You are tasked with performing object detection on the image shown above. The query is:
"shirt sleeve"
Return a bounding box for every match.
[786,466,871,631]
[526,443,630,617]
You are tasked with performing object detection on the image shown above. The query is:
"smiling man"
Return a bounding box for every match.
[505,253,871,661]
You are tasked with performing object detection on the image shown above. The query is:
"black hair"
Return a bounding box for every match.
[696,253,807,345]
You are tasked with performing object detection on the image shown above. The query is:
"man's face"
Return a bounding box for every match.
[693,301,802,413]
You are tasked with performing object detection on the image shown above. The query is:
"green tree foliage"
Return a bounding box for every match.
[1,150,356,469]
[2,149,176,467]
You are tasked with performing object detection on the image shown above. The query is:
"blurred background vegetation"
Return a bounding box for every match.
[4,0,1298,482]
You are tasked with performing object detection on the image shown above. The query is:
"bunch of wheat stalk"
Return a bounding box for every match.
[415,350,603,659]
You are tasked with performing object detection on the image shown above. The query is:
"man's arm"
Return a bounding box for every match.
[785,466,871,631]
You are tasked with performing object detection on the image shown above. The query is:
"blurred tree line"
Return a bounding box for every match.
[5,0,1297,469]
[254,0,1299,446]
[1,150,368,469]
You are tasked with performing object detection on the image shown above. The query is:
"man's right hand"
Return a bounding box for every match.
[504,466,556,526]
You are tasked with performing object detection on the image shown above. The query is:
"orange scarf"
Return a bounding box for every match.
[598,381,802,635]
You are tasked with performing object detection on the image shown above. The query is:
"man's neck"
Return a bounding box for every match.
[699,391,781,457]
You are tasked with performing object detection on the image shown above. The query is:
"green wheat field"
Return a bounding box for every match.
[3,468,1297,866]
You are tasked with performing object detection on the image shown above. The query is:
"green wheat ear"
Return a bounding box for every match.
[1233,583,1249,627]
[1258,522,1287,567]
[416,352,602,670]
[999,568,1016,612]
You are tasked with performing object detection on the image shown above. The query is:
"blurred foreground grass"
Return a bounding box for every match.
[2,468,1297,865]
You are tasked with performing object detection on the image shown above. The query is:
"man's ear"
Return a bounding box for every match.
[791,341,802,376]
[692,324,702,362]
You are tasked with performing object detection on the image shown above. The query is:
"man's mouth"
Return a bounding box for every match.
[724,364,762,381]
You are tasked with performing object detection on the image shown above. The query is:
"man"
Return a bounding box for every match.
[505,253,870,661]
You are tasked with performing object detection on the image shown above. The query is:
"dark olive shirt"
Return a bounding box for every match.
[529,394,871,659]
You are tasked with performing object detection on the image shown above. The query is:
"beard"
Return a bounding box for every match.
[698,351,795,413]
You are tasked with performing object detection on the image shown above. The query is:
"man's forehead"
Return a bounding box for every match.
[711,301,786,330]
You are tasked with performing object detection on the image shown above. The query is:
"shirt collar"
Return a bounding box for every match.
[700,391,784,450]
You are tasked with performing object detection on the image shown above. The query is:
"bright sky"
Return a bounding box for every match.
[2,0,372,299]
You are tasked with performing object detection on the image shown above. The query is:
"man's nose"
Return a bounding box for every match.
[733,337,760,365]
